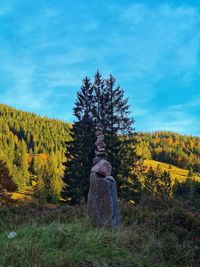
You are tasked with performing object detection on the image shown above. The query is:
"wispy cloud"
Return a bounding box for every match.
[0,1,199,135]
[144,108,198,135]
[136,96,200,135]
[118,3,200,81]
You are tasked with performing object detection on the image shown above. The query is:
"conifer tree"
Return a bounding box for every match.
[120,171,142,204]
[144,166,159,196]
[157,170,173,199]
[187,168,195,180]
[13,139,30,190]
[0,160,17,207]
[63,77,96,204]
[20,139,30,185]
[46,153,64,203]
[35,167,47,207]
[63,72,141,203]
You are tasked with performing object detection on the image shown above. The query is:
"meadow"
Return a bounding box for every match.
[0,199,200,267]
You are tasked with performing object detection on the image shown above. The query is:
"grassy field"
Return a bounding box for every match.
[0,200,200,267]
[144,159,200,182]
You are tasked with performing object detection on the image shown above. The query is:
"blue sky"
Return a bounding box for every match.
[0,0,200,135]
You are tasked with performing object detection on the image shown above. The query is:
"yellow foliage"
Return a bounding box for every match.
[144,160,200,183]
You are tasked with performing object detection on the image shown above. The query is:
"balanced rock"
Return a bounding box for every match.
[87,173,120,227]
[93,157,102,165]
[97,134,104,141]
[97,148,105,153]
[88,123,120,228]
[96,130,103,136]
[95,140,106,148]
[96,123,103,131]
[91,159,111,176]
[95,151,108,157]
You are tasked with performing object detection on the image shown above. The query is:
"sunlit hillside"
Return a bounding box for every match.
[144,159,200,182]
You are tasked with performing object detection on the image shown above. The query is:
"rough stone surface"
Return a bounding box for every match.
[93,157,102,165]
[97,147,106,152]
[95,151,107,156]
[87,173,120,227]
[96,125,103,130]
[95,130,103,136]
[88,123,120,228]
[91,159,112,176]
[97,134,104,141]
[95,140,106,148]
[105,176,115,183]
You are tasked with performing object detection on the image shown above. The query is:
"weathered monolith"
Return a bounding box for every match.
[88,123,120,227]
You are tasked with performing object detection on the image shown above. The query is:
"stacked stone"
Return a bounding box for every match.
[93,123,107,165]
[88,123,120,228]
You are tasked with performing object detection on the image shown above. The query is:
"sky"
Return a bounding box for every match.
[0,0,200,136]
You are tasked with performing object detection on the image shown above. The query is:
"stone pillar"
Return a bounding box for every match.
[87,123,120,227]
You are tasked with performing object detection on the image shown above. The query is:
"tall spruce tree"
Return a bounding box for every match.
[63,77,96,204]
[144,166,159,196]
[63,71,142,204]
[93,72,141,201]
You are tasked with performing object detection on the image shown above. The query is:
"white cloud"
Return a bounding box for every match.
[136,97,200,135]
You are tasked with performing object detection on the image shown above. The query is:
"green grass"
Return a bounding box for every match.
[144,159,200,182]
[0,201,200,267]
[0,220,134,267]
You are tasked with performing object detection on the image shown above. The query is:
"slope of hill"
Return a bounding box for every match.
[1,104,200,206]
[0,104,71,193]
[136,131,200,172]
[144,159,200,182]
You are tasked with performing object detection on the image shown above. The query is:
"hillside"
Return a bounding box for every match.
[0,104,71,199]
[144,159,200,182]
[0,104,71,154]
[1,104,200,206]
[136,131,200,172]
